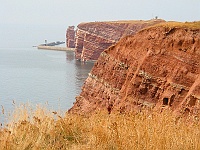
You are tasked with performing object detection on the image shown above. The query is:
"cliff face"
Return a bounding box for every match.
[75,19,165,61]
[70,22,200,116]
[66,26,75,48]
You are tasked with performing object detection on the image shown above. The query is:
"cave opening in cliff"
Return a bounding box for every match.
[188,95,197,107]
[163,98,169,105]
[169,95,175,106]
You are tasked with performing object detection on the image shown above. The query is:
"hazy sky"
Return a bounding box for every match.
[0,0,199,47]
[1,0,200,26]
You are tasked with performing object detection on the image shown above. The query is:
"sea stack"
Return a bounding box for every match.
[66,26,76,48]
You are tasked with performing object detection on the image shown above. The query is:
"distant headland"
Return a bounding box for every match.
[37,41,75,51]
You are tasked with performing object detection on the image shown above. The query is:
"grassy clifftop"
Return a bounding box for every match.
[146,21,200,30]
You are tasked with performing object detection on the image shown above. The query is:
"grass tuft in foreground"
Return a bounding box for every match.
[1,105,200,150]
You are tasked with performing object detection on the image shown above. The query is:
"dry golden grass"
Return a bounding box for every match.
[1,104,200,150]
[87,19,164,24]
[105,19,164,24]
[147,21,200,30]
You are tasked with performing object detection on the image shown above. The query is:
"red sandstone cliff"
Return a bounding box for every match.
[75,19,165,61]
[69,21,200,116]
[66,26,75,48]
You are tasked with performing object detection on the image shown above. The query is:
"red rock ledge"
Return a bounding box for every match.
[69,21,200,116]
[74,19,165,61]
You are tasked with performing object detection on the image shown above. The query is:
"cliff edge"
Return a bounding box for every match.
[75,19,165,61]
[69,21,200,116]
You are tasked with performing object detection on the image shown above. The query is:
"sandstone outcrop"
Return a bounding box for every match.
[69,21,200,116]
[66,26,75,48]
[75,19,165,61]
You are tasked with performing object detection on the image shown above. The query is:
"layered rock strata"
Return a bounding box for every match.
[70,22,200,116]
[66,26,75,48]
[75,19,165,61]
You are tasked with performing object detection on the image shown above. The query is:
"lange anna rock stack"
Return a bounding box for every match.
[66,26,76,48]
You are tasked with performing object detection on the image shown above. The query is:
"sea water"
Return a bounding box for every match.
[0,24,94,123]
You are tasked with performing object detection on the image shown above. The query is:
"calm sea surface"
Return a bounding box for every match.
[0,24,94,123]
